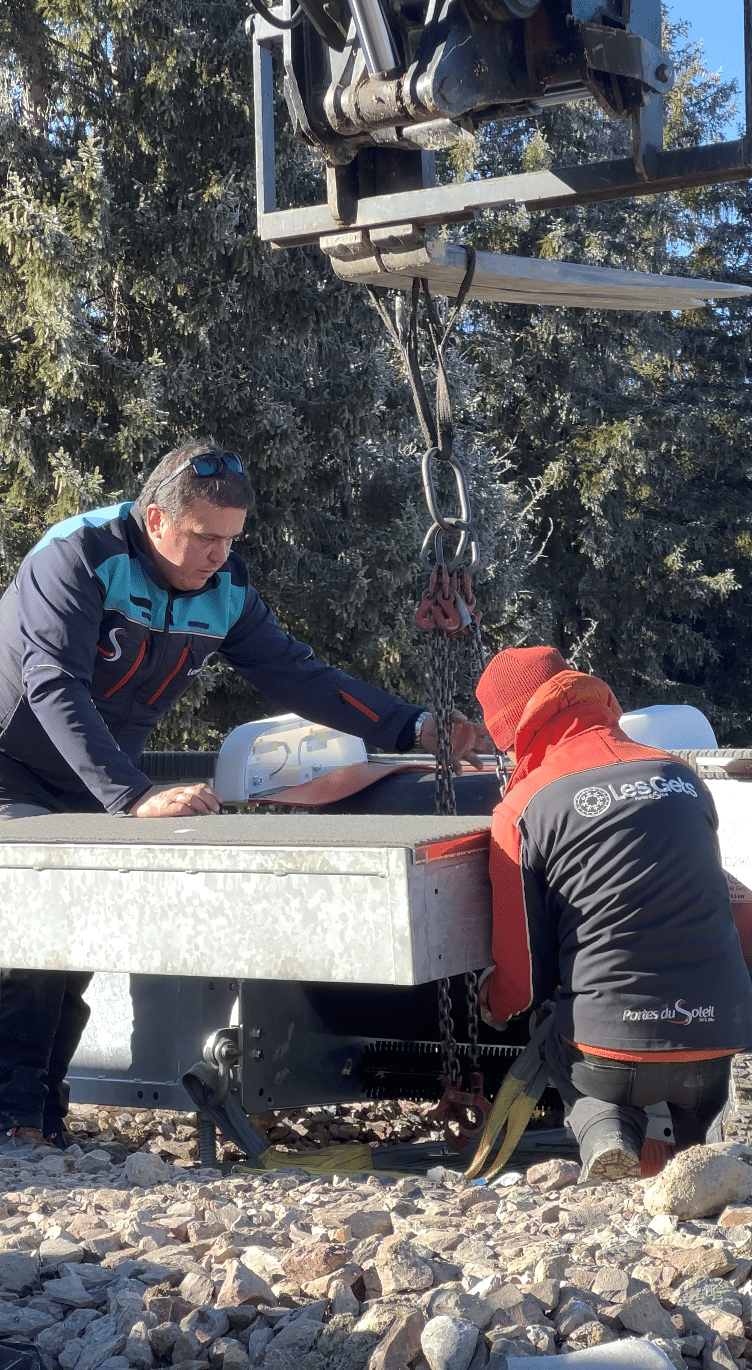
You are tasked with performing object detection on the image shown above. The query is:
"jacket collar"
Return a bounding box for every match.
[127,502,151,555]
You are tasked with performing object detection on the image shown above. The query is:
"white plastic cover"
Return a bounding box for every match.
[619,703,718,750]
[213,713,367,802]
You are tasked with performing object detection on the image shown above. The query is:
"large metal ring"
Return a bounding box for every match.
[421,448,473,535]
[420,521,481,574]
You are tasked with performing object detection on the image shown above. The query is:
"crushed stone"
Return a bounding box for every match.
[0,1104,746,1367]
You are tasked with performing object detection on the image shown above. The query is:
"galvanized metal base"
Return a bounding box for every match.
[324,235,752,309]
[0,811,492,985]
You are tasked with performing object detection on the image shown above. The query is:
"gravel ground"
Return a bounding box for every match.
[62,1100,453,1168]
[0,1083,747,1369]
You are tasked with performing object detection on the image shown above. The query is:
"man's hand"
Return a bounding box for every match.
[419,710,491,775]
[128,783,221,818]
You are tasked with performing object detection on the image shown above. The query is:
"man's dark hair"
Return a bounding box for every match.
[136,438,255,522]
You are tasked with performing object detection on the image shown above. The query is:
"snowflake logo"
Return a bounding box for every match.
[573,786,612,817]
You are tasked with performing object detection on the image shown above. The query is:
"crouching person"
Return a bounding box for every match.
[475,646,752,1183]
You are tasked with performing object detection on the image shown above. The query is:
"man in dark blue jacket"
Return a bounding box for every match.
[0,437,485,1153]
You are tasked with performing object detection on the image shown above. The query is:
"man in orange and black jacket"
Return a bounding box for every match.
[475,645,752,1183]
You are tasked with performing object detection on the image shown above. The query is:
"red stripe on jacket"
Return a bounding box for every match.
[337,690,379,723]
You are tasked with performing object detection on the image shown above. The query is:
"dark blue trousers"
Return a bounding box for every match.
[0,754,100,1133]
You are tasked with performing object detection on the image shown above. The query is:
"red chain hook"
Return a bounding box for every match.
[414,567,481,638]
[426,1072,492,1151]
[414,565,462,633]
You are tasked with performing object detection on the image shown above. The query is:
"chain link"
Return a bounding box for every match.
[437,976,461,1084]
[464,970,480,1073]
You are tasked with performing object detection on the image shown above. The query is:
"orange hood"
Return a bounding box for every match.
[514,670,622,761]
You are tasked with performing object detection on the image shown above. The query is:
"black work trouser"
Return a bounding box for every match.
[0,755,101,1133]
[546,1028,733,1155]
[0,968,93,1131]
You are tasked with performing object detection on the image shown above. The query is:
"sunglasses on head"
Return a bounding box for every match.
[154,451,244,497]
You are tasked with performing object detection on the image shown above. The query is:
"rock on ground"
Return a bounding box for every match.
[644,1145,752,1221]
[0,1103,747,1370]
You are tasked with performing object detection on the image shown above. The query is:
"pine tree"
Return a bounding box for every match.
[8,3,746,751]
[0,0,531,752]
[461,24,752,742]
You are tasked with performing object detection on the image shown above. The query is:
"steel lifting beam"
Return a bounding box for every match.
[256,128,752,248]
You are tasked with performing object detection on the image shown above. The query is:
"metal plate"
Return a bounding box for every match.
[69,974,239,1110]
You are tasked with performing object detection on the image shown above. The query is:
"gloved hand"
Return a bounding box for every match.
[477,965,508,1031]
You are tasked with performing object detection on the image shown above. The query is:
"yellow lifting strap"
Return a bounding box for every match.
[256,1142,373,1174]
[233,1019,553,1184]
[464,1015,553,1182]
[235,1142,425,1181]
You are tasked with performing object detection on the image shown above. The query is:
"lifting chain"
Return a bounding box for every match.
[428,970,490,1150]
[465,969,480,1074]
[436,975,461,1085]
[466,617,506,794]
[369,252,481,816]
[368,250,498,1150]
[429,632,458,818]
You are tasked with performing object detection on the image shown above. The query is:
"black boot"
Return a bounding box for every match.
[578,1116,642,1183]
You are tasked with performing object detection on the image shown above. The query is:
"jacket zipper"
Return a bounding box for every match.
[104,638,149,699]
[148,642,192,706]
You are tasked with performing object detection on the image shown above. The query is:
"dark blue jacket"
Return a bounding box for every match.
[0,503,419,812]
